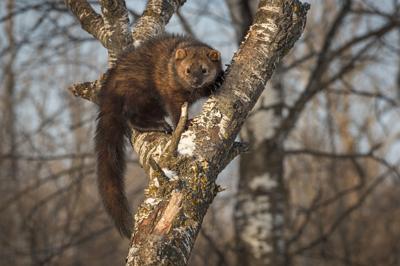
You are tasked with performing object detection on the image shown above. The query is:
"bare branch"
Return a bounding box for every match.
[218,141,249,172]
[331,80,399,107]
[277,18,399,140]
[176,10,195,37]
[290,173,386,255]
[275,0,352,139]
[285,147,377,159]
[225,0,255,42]
[64,0,106,45]
[132,0,187,45]
[99,0,132,63]
[166,102,189,156]
[68,77,104,104]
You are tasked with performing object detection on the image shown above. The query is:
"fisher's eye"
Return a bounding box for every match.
[201,67,208,74]
[186,68,191,74]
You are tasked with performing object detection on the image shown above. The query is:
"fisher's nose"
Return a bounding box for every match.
[192,76,202,87]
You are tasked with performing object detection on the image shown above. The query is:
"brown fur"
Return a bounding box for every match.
[95,35,223,238]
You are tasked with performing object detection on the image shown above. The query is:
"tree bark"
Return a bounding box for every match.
[236,69,288,265]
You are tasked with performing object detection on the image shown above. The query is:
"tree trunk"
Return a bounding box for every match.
[236,71,288,265]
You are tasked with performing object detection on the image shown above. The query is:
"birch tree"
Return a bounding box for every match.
[65,0,309,264]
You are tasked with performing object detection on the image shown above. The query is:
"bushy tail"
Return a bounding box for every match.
[95,110,132,238]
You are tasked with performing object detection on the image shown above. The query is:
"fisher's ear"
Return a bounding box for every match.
[208,50,221,62]
[175,48,187,60]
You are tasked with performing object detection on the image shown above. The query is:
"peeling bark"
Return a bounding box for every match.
[99,0,132,64]
[237,130,287,265]
[131,0,187,46]
[65,0,308,265]
[65,0,107,47]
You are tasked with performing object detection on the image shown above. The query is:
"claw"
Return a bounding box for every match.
[162,122,173,134]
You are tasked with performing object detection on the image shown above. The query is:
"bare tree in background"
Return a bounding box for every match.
[1,0,18,264]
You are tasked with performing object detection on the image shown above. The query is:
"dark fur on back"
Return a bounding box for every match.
[95,34,223,238]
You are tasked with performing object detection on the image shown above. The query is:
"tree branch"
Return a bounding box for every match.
[276,0,352,139]
[166,102,189,157]
[99,0,132,63]
[131,0,187,46]
[64,0,106,46]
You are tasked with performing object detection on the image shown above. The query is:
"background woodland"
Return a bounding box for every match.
[1,0,400,265]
